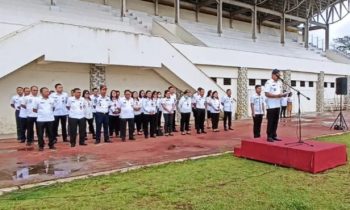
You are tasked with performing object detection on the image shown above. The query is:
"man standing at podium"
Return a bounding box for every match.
[264,69,288,142]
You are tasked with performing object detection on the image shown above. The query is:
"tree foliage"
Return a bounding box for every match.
[334,36,350,53]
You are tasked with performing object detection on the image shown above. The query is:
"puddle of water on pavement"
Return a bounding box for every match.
[0,155,94,182]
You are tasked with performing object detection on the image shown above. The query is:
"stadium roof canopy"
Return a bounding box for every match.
[143,0,349,49]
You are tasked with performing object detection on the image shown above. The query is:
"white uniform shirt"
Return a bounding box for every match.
[109,99,120,116]
[206,97,213,113]
[95,95,111,113]
[195,95,207,109]
[250,94,265,115]
[50,92,68,116]
[191,93,198,106]
[142,98,157,114]
[161,97,176,114]
[11,95,22,110]
[90,95,99,113]
[34,97,55,122]
[209,98,221,114]
[119,97,135,119]
[133,99,142,115]
[67,97,85,119]
[156,98,163,112]
[264,79,283,109]
[22,95,39,118]
[221,95,234,112]
[281,97,288,107]
[84,99,93,119]
[178,96,192,113]
[287,96,293,103]
[19,96,27,118]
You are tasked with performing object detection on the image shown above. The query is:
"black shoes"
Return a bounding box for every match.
[273,137,282,141]
[267,137,274,142]
[79,143,88,146]
[129,138,136,141]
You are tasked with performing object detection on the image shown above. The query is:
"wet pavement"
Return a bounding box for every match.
[0,111,348,188]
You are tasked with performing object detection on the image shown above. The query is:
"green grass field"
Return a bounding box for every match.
[0,133,349,210]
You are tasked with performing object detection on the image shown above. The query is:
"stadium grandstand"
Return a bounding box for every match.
[0,0,350,135]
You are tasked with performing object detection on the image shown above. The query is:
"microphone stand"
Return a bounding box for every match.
[278,77,313,147]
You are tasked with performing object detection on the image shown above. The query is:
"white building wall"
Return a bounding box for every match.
[0,62,90,134]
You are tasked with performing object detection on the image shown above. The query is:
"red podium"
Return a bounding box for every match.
[234,137,347,173]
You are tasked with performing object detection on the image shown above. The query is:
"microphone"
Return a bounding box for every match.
[276,74,284,82]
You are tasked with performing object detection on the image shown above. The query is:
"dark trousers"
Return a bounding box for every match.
[95,112,109,142]
[19,117,27,141]
[192,108,198,130]
[163,113,173,134]
[180,112,191,132]
[120,118,135,140]
[15,110,21,140]
[85,118,95,137]
[69,117,86,145]
[143,114,156,137]
[211,113,220,129]
[172,111,177,131]
[196,109,205,132]
[37,121,54,148]
[54,115,67,141]
[108,115,120,137]
[253,114,263,138]
[134,114,142,132]
[280,106,287,118]
[266,108,280,138]
[27,117,38,143]
[157,111,162,129]
[223,111,232,129]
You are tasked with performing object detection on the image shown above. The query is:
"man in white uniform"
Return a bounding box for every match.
[22,86,40,146]
[34,87,56,151]
[18,87,30,143]
[119,90,137,141]
[10,87,23,140]
[250,85,265,138]
[50,83,69,142]
[264,69,289,142]
[221,89,235,131]
[67,88,87,147]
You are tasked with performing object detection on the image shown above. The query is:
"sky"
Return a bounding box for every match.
[310,14,350,48]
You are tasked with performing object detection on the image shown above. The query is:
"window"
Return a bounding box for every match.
[300,81,305,87]
[223,78,231,86]
[249,79,256,86]
[331,82,335,88]
[211,77,217,83]
[309,81,314,87]
[261,79,267,86]
[291,80,296,87]
[324,82,328,88]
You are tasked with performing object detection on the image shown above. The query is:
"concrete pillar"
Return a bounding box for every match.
[195,5,199,22]
[237,67,249,119]
[316,71,325,112]
[325,23,330,50]
[282,70,291,92]
[257,14,261,33]
[103,0,108,5]
[121,0,126,17]
[229,11,233,28]
[280,13,285,45]
[154,0,159,16]
[252,5,257,41]
[304,20,309,49]
[90,65,106,91]
[175,0,180,24]
[217,0,223,35]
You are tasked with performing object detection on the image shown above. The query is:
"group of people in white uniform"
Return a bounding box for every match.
[10,84,235,151]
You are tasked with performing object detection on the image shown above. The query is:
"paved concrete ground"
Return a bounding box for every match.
[0,111,348,188]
